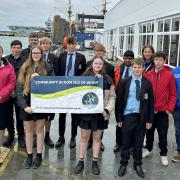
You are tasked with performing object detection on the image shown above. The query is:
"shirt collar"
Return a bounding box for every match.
[132,73,142,81]
[68,51,75,55]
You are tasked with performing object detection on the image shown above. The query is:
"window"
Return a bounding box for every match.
[125,25,134,51]
[170,35,179,66]
[138,21,154,55]
[172,18,180,31]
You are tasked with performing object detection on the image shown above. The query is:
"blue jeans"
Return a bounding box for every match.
[173,109,180,154]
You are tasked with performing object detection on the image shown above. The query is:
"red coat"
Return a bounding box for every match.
[0,62,16,103]
[144,67,177,113]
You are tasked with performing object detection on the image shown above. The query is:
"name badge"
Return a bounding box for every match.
[78,64,82,69]
[144,93,148,99]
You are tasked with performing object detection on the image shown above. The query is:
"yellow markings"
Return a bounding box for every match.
[0,147,14,176]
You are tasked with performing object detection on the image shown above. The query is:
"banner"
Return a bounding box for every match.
[31,76,103,113]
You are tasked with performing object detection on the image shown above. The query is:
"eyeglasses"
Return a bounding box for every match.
[123,57,133,60]
[32,52,41,55]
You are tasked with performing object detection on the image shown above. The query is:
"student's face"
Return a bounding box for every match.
[40,42,51,52]
[123,56,133,67]
[31,47,42,63]
[67,43,76,52]
[132,64,144,77]
[143,48,153,60]
[154,57,165,69]
[29,37,38,47]
[94,50,105,58]
[92,58,103,73]
[11,45,22,57]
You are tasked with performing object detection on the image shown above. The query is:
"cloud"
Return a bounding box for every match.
[0,0,119,29]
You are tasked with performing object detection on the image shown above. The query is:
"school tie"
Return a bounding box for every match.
[135,80,141,101]
[67,53,73,76]
[44,54,47,61]
[124,67,129,79]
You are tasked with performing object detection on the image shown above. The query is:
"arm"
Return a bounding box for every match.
[115,79,124,123]
[53,53,62,76]
[81,54,87,74]
[0,66,16,103]
[148,81,154,124]
[104,85,116,113]
[167,74,177,112]
[16,83,28,110]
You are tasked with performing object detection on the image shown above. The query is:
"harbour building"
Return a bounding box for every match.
[104,0,180,66]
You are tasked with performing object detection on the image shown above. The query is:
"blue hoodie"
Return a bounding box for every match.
[172,66,180,109]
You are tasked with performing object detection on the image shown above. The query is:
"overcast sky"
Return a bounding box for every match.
[0,0,119,30]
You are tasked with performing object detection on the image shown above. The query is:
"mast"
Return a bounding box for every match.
[67,0,72,35]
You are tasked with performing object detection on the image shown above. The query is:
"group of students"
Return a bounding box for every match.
[0,34,180,178]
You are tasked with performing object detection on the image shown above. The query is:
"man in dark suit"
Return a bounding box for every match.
[54,36,87,149]
[40,37,58,148]
[21,32,38,60]
[87,44,114,80]
[115,58,154,178]
[113,50,134,153]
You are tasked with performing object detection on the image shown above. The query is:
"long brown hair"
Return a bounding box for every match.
[84,56,105,76]
[17,45,47,96]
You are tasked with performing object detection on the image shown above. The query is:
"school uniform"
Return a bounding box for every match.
[78,74,115,131]
[16,62,54,121]
[54,51,86,139]
[115,74,154,166]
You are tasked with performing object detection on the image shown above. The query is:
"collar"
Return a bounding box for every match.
[68,51,75,55]
[132,73,142,81]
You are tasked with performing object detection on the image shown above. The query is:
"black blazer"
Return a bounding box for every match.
[87,60,115,81]
[47,53,58,67]
[115,76,154,125]
[54,51,86,76]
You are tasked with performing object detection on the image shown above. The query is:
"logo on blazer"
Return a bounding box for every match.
[144,93,148,100]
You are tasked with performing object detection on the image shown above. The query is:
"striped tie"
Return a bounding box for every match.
[67,53,73,76]
[135,80,141,101]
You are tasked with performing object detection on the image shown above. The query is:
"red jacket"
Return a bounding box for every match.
[0,61,16,103]
[144,67,177,113]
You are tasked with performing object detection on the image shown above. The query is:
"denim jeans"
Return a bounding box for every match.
[173,109,180,154]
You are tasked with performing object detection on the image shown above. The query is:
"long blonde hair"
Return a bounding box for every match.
[17,45,47,96]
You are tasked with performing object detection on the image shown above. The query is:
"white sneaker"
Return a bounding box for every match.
[142,149,152,158]
[161,156,169,166]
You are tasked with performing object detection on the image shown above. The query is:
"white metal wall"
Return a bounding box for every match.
[104,0,180,31]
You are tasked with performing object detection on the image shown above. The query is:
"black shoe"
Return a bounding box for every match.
[113,144,120,153]
[23,155,33,169]
[74,161,84,174]
[69,137,76,149]
[100,142,105,152]
[134,165,145,178]
[92,160,100,175]
[118,165,126,177]
[3,136,14,147]
[45,135,54,148]
[18,136,26,148]
[32,156,42,169]
[55,137,65,148]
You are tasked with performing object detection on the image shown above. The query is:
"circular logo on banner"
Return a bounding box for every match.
[82,92,99,109]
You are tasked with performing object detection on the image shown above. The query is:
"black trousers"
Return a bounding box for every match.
[58,113,78,138]
[7,98,24,138]
[145,112,169,156]
[116,126,122,147]
[120,113,145,166]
